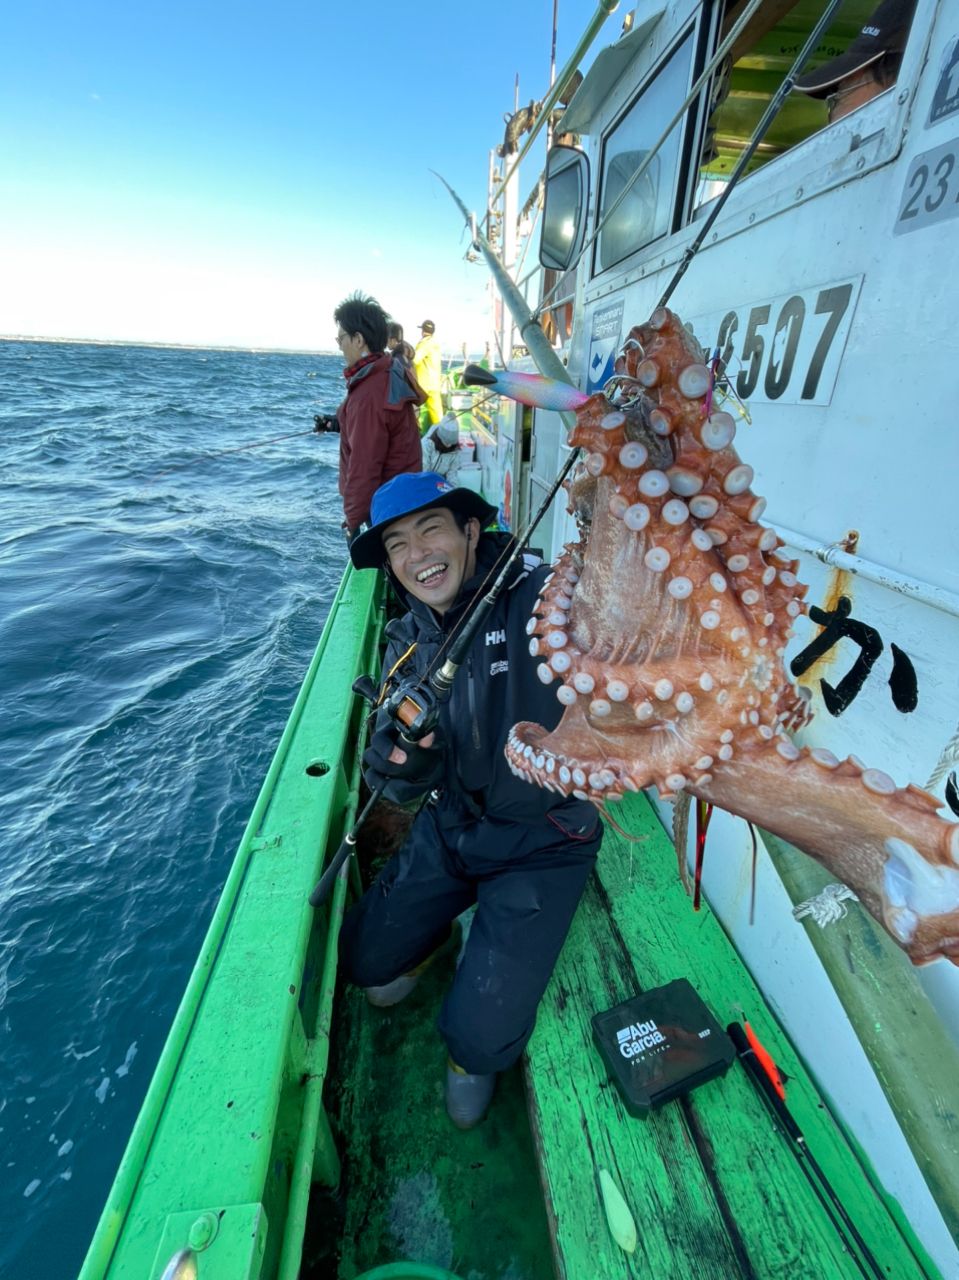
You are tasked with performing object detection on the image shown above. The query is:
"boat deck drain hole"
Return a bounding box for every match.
[305,760,330,777]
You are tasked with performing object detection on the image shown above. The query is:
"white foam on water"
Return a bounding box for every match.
[115,1042,138,1078]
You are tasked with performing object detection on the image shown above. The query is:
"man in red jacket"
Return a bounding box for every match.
[333,291,424,540]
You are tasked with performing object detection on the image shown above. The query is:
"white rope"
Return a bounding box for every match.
[793,883,859,928]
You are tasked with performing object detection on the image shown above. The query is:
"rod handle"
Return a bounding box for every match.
[308,783,385,908]
[727,1021,802,1141]
[308,835,354,907]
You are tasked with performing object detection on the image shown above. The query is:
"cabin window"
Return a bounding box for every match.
[693,0,918,212]
[595,31,695,273]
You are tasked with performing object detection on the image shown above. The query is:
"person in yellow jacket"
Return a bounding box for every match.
[413,319,443,433]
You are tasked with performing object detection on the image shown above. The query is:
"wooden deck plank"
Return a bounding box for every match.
[524,907,748,1279]
[524,793,937,1280]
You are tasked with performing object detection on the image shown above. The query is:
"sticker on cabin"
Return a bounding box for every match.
[586,299,624,394]
[688,277,863,408]
[894,135,959,235]
[928,36,959,126]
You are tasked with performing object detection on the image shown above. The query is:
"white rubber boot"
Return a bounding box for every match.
[364,921,461,1008]
[445,1060,496,1129]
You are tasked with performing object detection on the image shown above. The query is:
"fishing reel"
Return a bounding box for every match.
[351,672,442,745]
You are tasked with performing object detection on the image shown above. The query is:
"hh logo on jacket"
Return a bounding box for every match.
[485,629,506,645]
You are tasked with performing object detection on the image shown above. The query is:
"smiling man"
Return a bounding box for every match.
[341,472,603,1129]
[330,291,423,540]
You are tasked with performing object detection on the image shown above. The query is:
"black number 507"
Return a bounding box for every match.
[717,284,853,404]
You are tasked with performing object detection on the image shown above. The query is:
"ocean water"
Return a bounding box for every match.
[0,339,348,1278]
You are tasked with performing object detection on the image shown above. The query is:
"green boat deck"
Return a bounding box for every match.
[315,951,554,1278]
[313,790,939,1280]
[79,568,943,1280]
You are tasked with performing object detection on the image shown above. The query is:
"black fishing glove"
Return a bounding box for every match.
[362,725,444,793]
[313,413,340,433]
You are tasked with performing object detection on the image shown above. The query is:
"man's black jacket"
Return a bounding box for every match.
[369,532,596,833]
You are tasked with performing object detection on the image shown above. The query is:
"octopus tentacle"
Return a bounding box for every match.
[507,307,959,965]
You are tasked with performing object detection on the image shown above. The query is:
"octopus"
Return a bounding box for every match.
[504,307,959,966]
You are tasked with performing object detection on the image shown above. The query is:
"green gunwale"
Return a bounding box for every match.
[81,565,385,1280]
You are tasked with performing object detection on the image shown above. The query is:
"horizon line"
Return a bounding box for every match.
[1,333,481,360]
[1,333,325,356]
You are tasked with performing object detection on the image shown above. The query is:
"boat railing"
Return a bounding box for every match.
[80,565,386,1280]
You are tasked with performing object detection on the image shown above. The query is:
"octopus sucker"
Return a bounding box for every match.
[510,307,959,966]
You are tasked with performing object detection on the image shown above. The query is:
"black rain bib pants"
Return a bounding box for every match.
[340,798,601,1075]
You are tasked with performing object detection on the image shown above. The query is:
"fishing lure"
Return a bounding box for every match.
[463,364,590,413]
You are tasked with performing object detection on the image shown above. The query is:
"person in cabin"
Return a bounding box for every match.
[341,472,603,1129]
[413,319,444,433]
[331,292,424,542]
[386,322,416,369]
[420,414,465,485]
[793,0,916,124]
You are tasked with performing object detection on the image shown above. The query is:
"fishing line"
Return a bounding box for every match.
[142,388,492,496]
[145,427,317,480]
[446,389,496,420]
[748,821,759,925]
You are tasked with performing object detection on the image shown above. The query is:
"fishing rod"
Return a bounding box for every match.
[429,389,498,426]
[311,169,596,909]
[657,0,844,310]
[313,390,497,439]
[391,412,582,713]
[149,427,317,479]
[308,375,588,910]
[727,1021,887,1280]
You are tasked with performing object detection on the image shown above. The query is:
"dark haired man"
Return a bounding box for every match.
[794,0,916,124]
[340,471,602,1129]
[386,322,416,368]
[331,291,423,540]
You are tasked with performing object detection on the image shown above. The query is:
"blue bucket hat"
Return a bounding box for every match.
[349,471,497,570]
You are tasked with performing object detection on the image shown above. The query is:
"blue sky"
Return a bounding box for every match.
[0,0,608,351]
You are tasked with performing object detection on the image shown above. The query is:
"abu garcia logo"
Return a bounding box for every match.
[617,1018,666,1058]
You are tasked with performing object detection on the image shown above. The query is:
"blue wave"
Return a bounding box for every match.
[0,338,347,1277]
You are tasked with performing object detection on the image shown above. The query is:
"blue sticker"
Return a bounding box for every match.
[929,36,959,127]
[586,299,625,394]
